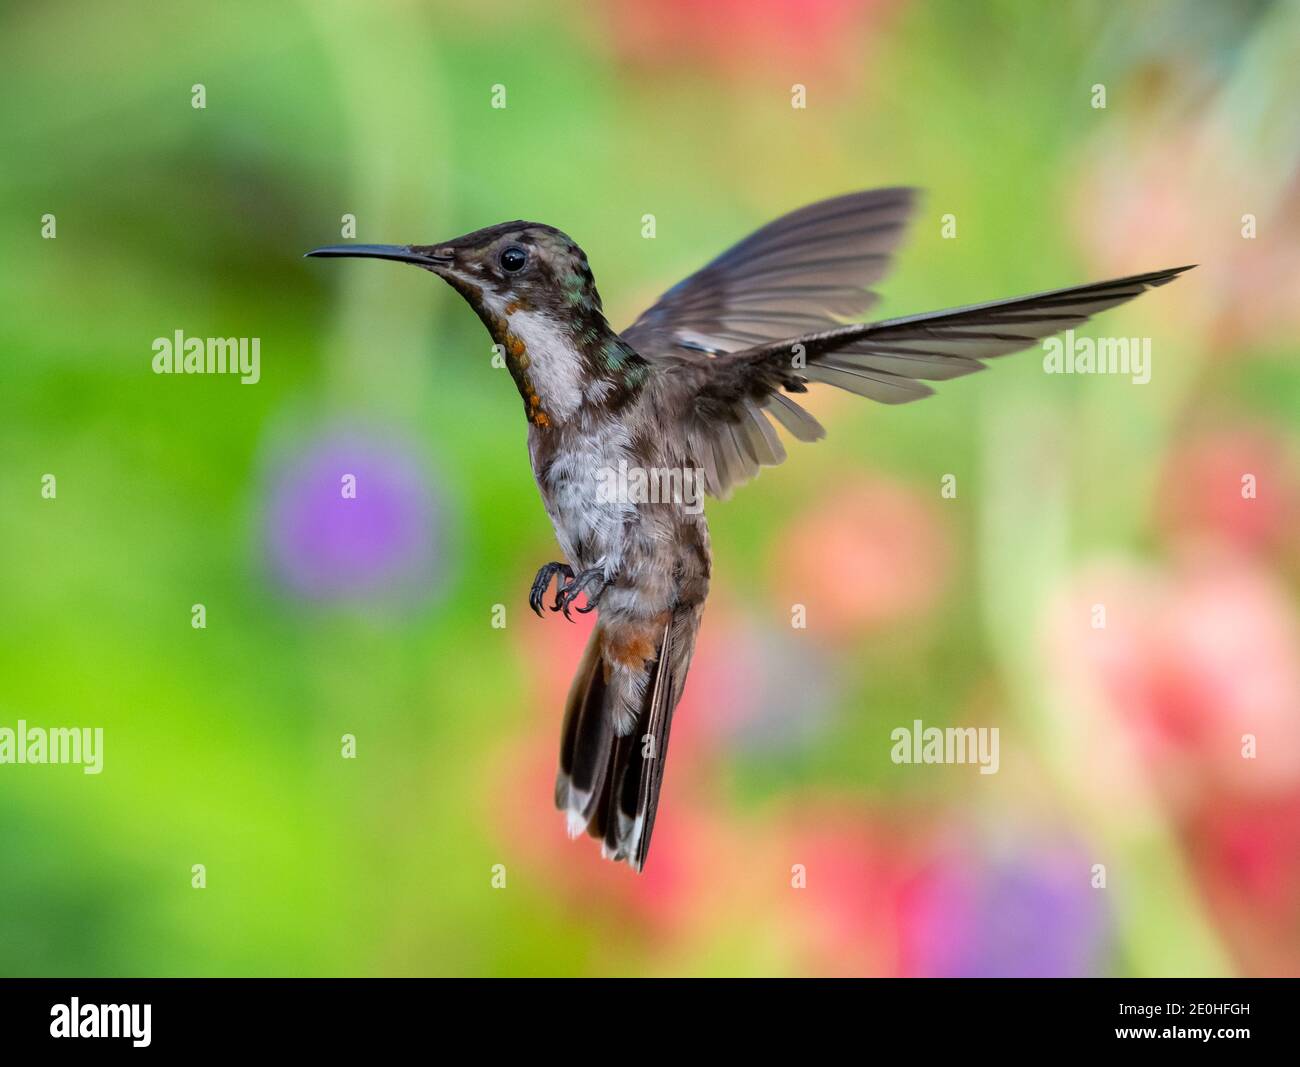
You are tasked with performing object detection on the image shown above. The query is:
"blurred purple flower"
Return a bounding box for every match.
[261,429,449,604]
[903,840,1110,977]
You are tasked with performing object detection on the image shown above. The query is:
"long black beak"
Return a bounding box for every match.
[303,244,451,267]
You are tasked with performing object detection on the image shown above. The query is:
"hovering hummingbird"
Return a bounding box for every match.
[308,189,1191,871]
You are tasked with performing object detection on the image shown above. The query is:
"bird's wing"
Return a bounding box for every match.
[622,187,917,359]
[668,265,1194,498]
[622,188,917,498]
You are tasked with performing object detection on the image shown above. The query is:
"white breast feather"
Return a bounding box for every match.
[542,422,636,578]
[485,297,586,421]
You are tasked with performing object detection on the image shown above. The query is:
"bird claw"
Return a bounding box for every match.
[529,561,573,618]
[554,567,607,622]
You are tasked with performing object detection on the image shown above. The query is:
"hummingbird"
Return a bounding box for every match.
[307,188,1192,871]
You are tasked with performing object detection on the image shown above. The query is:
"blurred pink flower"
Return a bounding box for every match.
[1045,552,1300,800]
[772,475,953,642]
[764,800,914,976]
[1047,552,1300,973]
[601,0,899,91]
[1070,119,1300,352]
[1158,424,1300,560]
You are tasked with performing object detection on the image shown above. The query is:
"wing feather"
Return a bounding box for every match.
[622,187,917,357]
[677,265,1194,496]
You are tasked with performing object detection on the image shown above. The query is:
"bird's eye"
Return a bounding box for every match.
[499,246,528,273]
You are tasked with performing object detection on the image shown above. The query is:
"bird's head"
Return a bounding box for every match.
[307,222,641,427]
[306,221,604,324]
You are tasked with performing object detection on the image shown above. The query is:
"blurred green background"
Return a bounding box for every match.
[2,0,1298,976]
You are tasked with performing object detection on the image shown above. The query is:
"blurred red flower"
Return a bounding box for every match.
[1186,789,1300,976]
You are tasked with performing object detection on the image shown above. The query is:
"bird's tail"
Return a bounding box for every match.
[554,610,699,872]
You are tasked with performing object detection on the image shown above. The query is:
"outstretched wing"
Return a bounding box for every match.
[670,265,1194,497]
[623,188,917,497]
[623,187,917,359]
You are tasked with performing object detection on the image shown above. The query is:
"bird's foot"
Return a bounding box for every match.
[554,567,607,621]
[529,561,573,618]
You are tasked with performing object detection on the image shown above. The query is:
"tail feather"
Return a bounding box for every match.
[555,612,697,872]
[555,629,614,835]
